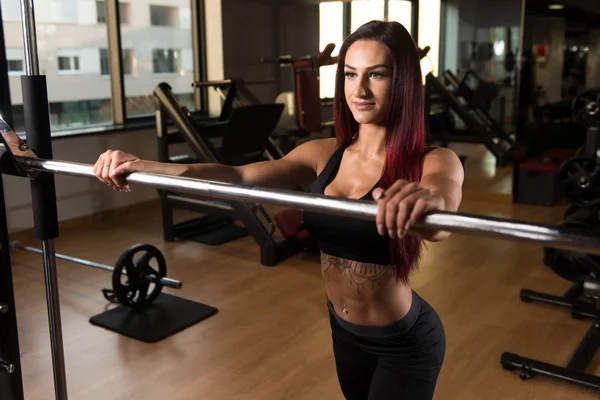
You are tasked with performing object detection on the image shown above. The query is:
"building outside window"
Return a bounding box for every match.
[0,0,193,132]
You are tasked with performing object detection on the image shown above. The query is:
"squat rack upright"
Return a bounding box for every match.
[1,0,65,399]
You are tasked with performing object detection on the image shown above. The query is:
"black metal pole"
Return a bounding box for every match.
[18,1,67,399]
[0,163,25,400]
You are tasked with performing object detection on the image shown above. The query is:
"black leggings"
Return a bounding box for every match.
[328,291,445,400]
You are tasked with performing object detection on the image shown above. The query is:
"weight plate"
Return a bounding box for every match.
[112,244,167,310]
[572,89,600,126]
[544,246,591,283]
[544,204,600,282]
[559,156,600,206]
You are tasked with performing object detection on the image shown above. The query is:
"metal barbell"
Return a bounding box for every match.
[6,155,600,258]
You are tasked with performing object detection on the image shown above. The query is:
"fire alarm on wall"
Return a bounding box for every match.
[533,44,549,64]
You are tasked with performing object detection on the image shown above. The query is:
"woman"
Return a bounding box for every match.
[94,20,463,400]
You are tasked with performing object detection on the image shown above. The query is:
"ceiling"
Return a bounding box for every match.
[525,0,600,15]
[524,0,600,36]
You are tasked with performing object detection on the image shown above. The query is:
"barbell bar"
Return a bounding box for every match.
[10,155,600,258]
[8,240,182,289]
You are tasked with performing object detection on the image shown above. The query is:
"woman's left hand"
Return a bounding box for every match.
[372,180,445,239]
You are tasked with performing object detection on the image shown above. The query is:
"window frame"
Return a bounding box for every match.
[0,0,207,138]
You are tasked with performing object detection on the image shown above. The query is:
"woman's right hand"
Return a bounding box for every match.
[93,149,145,192]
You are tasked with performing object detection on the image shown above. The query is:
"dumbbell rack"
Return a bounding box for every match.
[500,89,600,392]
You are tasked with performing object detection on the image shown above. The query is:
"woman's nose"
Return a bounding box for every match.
[352,77,368,98]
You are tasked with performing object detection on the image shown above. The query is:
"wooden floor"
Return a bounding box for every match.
[8,145,599,400]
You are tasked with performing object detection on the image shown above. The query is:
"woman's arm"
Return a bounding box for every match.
[420,147,464,212]
[371,147,464,242]
[93,138,336,194]
[416,147,464,240]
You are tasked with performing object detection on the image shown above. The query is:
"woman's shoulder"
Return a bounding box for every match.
[423,146,460,160]
[422,146,464,175]
[297,137,339,159]
[288,137,339,173]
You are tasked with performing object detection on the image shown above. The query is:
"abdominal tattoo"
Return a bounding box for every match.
[321,253,390,294]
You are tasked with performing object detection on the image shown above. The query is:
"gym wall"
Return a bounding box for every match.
[522,16,566,104]
[588,29,600,88]
[3,128,175,234]
[222,0,320,103]
[443,0,522,72]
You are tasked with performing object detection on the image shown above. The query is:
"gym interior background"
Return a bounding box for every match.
[1,0,600,399]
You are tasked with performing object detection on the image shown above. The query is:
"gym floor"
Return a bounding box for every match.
[8,144,598,400]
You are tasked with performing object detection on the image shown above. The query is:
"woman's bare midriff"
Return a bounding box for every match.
[321,252,413,326]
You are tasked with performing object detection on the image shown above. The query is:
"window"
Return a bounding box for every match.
[6,49,24,75]
[388,0,412,34]
[58,55,80,73]
[418,0,441,76]
[2,5,113,132]
[121,2,194,117]
[100,49,109,75]
[0,0,20,21]
[100,48,134,76]
[351,0,384,32]
[97,1,131,25]
[319,1,344,99]
[152,49,179,74]
[440,0,459,74]
[96,1,106,23]
[1,0,198,133]
[150,5,179,27]
[8,60,23,72]
[119,2,131,25]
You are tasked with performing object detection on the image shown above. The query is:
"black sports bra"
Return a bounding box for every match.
[302,144,392,265]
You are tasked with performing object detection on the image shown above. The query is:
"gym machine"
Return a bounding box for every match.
[500,89,600,392]
[190,77,277,122]
[261,43,338,149]
[425,70,515,167]
[443,70,514,146]
[153,82,317,266]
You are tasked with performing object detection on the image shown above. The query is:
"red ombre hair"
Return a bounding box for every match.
[333,20,426,282]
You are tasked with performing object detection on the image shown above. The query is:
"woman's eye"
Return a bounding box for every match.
[369,71,384,78]
[344,72,356,78]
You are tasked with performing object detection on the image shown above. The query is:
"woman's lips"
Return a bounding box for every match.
[353,101,375,110]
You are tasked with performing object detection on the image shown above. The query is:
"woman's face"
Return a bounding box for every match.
[344,40,393,126]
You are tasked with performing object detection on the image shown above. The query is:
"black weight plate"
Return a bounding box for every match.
[572,89,600,126]
[544,204,600,281]
[561,206,600,276]
[543,246,591,283]
[559,156,600,206]
[112,244,167,310]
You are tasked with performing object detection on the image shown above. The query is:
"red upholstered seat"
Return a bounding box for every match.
[519,148,577,173]
[274,208,308,240]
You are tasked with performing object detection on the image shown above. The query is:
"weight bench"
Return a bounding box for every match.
[515,148,576,206]
[210,103,285,165]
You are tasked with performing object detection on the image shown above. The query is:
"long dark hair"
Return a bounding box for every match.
[333,20,426,282]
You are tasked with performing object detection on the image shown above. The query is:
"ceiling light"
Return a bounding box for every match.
[548,4,565,10]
